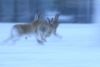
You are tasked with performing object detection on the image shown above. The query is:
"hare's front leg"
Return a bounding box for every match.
[35,32,44,45]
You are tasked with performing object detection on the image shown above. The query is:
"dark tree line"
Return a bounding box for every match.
[0,0,93,23]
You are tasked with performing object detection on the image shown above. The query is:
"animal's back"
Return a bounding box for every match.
[12,23,34,36]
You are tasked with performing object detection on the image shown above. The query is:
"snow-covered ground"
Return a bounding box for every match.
[0,23,100,67]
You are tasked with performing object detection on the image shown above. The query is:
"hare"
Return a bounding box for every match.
[1,13,61,45]
[2,13,46,44]
[35,14,62,42]
[42,14,61,39]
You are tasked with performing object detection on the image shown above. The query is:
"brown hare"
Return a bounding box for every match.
[2,13,46,44]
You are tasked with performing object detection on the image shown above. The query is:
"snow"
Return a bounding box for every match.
[0,23,100,67]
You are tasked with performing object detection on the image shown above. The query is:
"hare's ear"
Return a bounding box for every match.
[33,12,41,21]
[47,17,54,24]
[55,13,60,18]
[53,13,60,21]
[47,17,51,23]
[34,13,38,21]
[51,18,54,22]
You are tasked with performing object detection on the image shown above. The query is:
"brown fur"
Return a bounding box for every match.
[2,14,46,44]
[2,13,61,45]
[43,14,61,38]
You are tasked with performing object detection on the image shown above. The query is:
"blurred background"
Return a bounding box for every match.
[0,0,93,23]
[0,0,100,67]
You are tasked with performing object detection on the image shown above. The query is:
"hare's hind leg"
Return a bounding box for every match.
[1,33,20,45]
[2,29,22,45]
